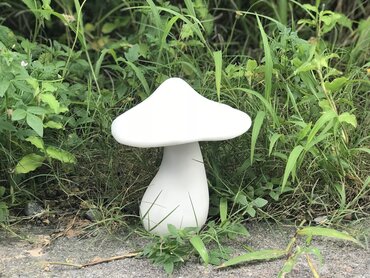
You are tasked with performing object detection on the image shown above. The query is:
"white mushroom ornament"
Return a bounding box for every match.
[111,77,251,235]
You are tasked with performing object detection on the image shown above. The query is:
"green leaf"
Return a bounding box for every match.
[167,224,177,235]
[269,133,283,156]
[213,50,222,101]
[190,235,209,265]
[12,109,27,121]
[302,4,318,13]
[297,227,362,246]
[44,121,63,129]
[22,0,37,11]
[246,205,256,217]
[102,22,117,34]
[124,44,140,63]
[26,78,40,96]
[180,23,194,40]
[163,261,174,274]
[0,202,9,222]
[324,77,348,92]
[40,93,60,113]
[219,197,227,223]
[26,113,43,137]
[251,111,265,164]
[0,186,5,197]
[282,145,305,191]
[217,249,286,268]
[246,59,258,72]
[25,136,44,150]
[14,153,45,174]
[27,106,46,115]
[0,78,10,97]
[256,15,272,100]
[338,112,357,128]
[253,197,268,208]
[46,146,76,163]
[42,81,57,92]
[306,110,337,145]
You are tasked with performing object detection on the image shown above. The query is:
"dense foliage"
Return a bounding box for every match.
[0,0,369,234]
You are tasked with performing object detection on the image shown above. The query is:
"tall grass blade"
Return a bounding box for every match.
[297,227,362,246]
[220,197,227,223]
[217,249,286,268]
[251,111,266,164]
[269,133,283,156]
[190,235,209,265]
[256,15,273,100]
[278,0,288,25]
[281,145,304,191]
[235,88,279,125]
[146,0,162,34]
[213,50,222,101]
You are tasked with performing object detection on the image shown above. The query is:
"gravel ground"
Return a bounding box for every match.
[1,221,369,278]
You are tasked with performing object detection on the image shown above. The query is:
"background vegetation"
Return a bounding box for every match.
[0,0,369,272]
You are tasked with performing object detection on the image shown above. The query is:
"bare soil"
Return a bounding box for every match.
[1,220,369,278]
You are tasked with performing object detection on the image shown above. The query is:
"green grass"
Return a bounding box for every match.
[0,0,369,274]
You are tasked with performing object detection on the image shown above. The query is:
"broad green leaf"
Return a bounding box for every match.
[337,14,352,29]
[253,197,268,208]
[22,0,37,11]
[27,106,46,115]
[12,109,27,121]
[14,153,45,174]
[124,44,140,63]
[298,19,316,26]
[163,261,174,274]
[26,113,43,137]
[25,136,44,150]
[180,23,194,40]
[217,249,286,268]
[251,111,265,164]
[302,4,318,13]
[219,197,227,223]
[213,50,222,101]
[44,121,63,129]
[297,227,361,245]
[324,77,348,92]
[26,78,39,96]
[102,22,117,34]
[282,145,304,191]
[319,100,332,111]
[190,235,209,265]
[46,146,76,163]
[246,205,256,217]
[42,82,57,92]
[0,79,10,97]
[40,93,60,113]
[246,59,257,72]
[338,112,357,128]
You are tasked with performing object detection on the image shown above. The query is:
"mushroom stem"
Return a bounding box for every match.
[140,142,209,235]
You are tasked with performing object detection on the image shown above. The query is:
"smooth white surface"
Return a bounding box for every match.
[140,142,209,235]
[111,77,251,147]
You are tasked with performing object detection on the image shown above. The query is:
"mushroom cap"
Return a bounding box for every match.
[111,78,251,147]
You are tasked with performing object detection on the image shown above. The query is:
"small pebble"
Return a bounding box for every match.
[24,201,43,216]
